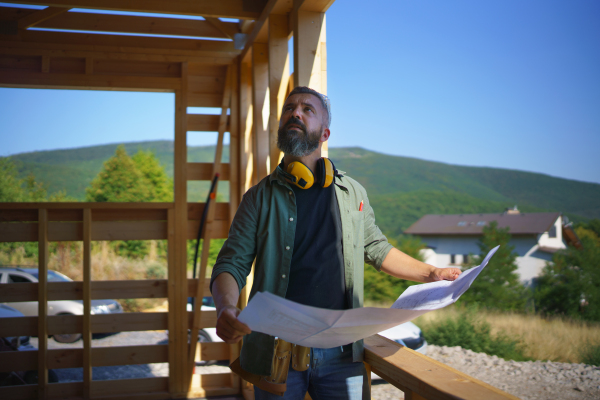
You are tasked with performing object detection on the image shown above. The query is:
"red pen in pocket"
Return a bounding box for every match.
[359,200,363,211]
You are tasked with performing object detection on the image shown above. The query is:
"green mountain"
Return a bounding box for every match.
[5,142,598,238]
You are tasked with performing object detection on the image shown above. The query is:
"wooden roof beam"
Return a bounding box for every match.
[5,0,262,20]
[17,6,69,30]
[0,7,239,39]
[204,17,237,40]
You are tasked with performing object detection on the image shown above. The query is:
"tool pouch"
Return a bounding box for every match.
[230,338,311,396]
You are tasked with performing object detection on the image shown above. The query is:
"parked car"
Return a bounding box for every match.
[0,304,59,385]
[372,321,428,380]
[0,267,123,343]
[186,296,222,366]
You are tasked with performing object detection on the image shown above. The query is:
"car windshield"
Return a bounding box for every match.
[29,271,72,282]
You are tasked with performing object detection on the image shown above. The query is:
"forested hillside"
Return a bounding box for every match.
[6,141,599,238]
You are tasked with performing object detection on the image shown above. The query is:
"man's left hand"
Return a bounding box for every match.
[429,267,462,282]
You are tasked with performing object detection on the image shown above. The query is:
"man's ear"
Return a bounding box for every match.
[320,128,331,142]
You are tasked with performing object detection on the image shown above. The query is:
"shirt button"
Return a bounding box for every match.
[285,246,290,250]
[289,217,294,222]
[282,274,286,278]
[289,191,293,195]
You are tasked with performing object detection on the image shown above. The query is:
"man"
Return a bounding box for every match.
[210,87,461,399]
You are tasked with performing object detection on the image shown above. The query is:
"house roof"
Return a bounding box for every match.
[404,212,561,236]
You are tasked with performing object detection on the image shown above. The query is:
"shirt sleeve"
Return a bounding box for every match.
[361,187,394,270]
[210,189,258,294]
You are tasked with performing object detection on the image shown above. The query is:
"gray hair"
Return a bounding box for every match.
[286,86,331,128]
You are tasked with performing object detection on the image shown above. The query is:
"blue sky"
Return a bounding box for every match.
[1,0,599,184]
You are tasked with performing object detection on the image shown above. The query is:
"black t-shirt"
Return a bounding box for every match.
[284,182,347,310]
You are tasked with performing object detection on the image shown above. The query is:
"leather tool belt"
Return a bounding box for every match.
[230,338,311,396]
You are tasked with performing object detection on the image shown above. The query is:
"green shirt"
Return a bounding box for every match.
[211,165,393,376]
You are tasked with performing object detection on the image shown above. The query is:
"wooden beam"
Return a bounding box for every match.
[0,43,235,65]
[37,209,49,400]
[252,42,270,179]
[167,208,177,396]
[239,59,254,190]
[3,29,239,56]
[5,1,261,20]
[239,0,279,60]
[17,6,68,30]
[173,60,189,396]
[187,162,231,181]
[268,14,289,172]
[82,209,92,400]
[228,60,240,224]
[293,8,326,91]
[364,335,519,400]
[187,114,230,132]
[205,17,237,40]
[17,9,239,39]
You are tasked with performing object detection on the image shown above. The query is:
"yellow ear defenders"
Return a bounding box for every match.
[282,158,336,189]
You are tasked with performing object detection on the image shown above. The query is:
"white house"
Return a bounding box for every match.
[404,207,580,284]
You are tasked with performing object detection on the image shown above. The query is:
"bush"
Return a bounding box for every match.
[580,342,600,366]
[422,307,529,361]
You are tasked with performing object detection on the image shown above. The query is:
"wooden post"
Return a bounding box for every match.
[229,60,240,224]
[82,209,93,399]
[167,207,177,395]
[239,58,254,192]
[173,61,189,396]
[37,209,48,400]
[268,14,290,172]
[293,6,328,157]
[251,42,270,180]
[187,65,233,391]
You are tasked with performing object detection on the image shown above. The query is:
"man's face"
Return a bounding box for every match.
[277,93,329,157]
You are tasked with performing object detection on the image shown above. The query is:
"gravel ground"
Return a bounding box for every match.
[28,335,600,399]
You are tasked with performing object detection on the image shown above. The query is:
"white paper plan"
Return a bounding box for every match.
[237,246,500,348]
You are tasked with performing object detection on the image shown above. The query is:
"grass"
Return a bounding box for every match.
[412,305,600,364]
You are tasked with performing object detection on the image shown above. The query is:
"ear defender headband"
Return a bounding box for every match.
[282,158,336,189]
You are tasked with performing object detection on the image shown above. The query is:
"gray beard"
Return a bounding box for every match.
[277,125,321,157]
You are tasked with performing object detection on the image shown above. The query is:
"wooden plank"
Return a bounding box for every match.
[85,56,93,75]
[0,350,37,373]
[228,60,240,225]
[187,278,212,298]
[293,9,326,91]
[240,0,282,60]
[188,202,230,221]
[0,385,37,400]
[0,316,37,337]
[0,70,180,92]
[49,56,85,74]
[0,41,235,65]
[0,280,169,302]
[239,60,254,191]
[92,377,168,397]
[94,59,180,78]
[0,207,168,222]
[17,6,68,30]
[82,209,92,400]
[268,13,289,172]
[49,312,170,335]
[173,62,189,396]
[252,42,270,179]
[27,9,238,40]
[5,1,261,20]
[187,162,231,181]
[38,208,49,400]
[364,335,519,400]
[196,342,230,362]
[188,74,227,93]
[3,30,239,55]
[187,65,233,392]
[205,17,237,39]
[0,54,41,72]
[187,219,229,240]
[0,202,173,210]
[166,208,177,395]
[187,114,230,132]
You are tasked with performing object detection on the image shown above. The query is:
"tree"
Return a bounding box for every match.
[132,150,173,202]
[364,235,426,303]
[534,231,600,321]
[459,221,528,311]
[85,145,152,202]
[0,158,47,202]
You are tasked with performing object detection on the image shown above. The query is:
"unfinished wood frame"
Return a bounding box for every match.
[0,2,516,400]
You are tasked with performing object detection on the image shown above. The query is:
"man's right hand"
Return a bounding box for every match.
[216,305,252,344]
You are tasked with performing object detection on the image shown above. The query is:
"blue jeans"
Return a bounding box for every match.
[254,344,365,400]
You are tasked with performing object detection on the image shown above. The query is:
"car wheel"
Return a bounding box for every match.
[53,314,82,343]
[192,330,216,366]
